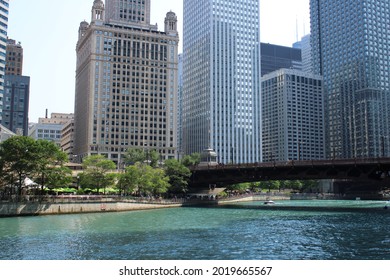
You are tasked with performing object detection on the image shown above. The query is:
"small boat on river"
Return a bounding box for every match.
[264,200,275,205]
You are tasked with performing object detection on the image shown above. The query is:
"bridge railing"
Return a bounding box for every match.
[190,157,390,171]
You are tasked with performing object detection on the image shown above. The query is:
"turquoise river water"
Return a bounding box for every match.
[0,200,390,260]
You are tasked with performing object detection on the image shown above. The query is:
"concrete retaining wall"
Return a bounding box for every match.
[0,201,182,217]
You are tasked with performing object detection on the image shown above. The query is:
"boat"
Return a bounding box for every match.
[264,200,275,205]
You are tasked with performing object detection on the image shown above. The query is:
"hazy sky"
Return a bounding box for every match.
[7,0,309,123]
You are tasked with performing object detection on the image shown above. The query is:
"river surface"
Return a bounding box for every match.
[0,200,390,260]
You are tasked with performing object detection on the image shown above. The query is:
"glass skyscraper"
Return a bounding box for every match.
[0,0,9,123]
[293,34,313,74]
[261,43,302,77]
[182,0,261,164]
[311,0,390,159]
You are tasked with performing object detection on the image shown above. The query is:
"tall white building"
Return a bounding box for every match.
[262,69,324,162]
[0,0,9,122]
[74,1,179,165]
[182,0,261,164]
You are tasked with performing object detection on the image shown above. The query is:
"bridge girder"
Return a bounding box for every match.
[189,158,390,189]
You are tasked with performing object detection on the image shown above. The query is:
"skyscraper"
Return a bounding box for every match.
[73,0,179,165]
[261,43,302,77]
[1,39,30,136]
[2,75,30,135]
[177,53,183,158]
[182,0,261,164]
[311,0,390,159]
[293,34,312,74]
[0,0,9,123]
[262,69,324,162]
[5,38,23,76]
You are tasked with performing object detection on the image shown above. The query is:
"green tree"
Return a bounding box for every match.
[78,172,95,192]
[181,153,201,167]
[163,159,191,194]
[269,181,281,192]
[80,155,116,194]
[301,180,319,193]
[122,163,169,196]
[124,148,160,167]
[290,180,303,192]
[0,136,41,195]
[136,164,155,195]
[148,167,170,195]
[33,139,69,193]
[124,148,146,165]
[279,180,289,191]
[45,166,73,190]
[249,182,261,192]
[117,165,141,195]
[225,182,250,194]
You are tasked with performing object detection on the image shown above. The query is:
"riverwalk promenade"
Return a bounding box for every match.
[0,195,184,217]
[0,193,296,217]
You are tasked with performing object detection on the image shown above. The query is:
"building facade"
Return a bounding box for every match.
[74,0,179,165]
[61,119,75,159]
[5,38,23,75]
[261,43,302,77]
[262,69,324,162]
[1,39,30,136]
[177,53,183,159]
[0,123,15,142]
[0,0,9,123]
[28,123,63,146]
[311,0,390,158]
[182,0,261,164]
[104,0,151,26]
[293,34,312,74]
[28,113,74,146]
[2,75,30,135]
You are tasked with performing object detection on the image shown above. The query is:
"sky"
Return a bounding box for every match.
[7,0,310,123]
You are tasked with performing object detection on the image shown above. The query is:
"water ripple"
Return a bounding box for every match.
[1,201,390,260]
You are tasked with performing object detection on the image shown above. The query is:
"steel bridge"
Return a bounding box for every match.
[189,157,390,189]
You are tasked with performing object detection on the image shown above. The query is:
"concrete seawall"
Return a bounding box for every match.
[0,194,291,217]
[0,201,182,217]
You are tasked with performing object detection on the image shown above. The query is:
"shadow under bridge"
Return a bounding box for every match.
[188,157,390,189]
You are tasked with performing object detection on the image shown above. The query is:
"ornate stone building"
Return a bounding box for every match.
[73,0,179,166]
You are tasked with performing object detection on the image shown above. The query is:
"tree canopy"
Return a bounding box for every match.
[79,155,116,194]
[181,153,201,167]
[124,147,160,167]
[117,162,170,196]
[164,159,191,194]
[0,136,71,195]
